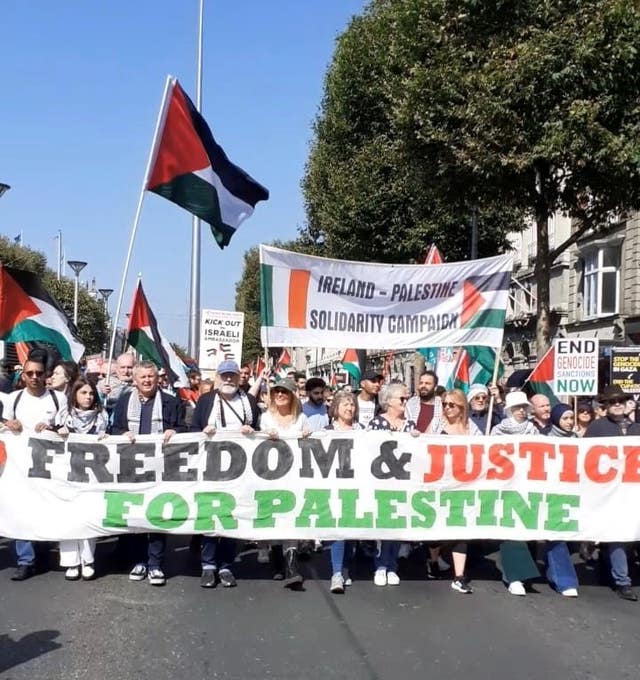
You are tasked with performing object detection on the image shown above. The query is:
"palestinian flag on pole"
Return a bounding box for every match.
[146,77,269,249]
[423,244,443,265]
[524,346,559,405]
[276,348,293,379]
[447,346,501,393]
[340,348,361,383]
[126,281,188,387]
[0,265,84,361]
[254,356,266,378]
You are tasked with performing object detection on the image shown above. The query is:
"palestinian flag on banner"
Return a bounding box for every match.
[126,281,188,387]
[340,348,361,383]
[423,244,443,265]
[146,77,269,249]
[447,346,501,393]
[524,346,559,405]
[0,265,84,361]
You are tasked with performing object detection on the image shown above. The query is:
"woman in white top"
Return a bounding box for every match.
[259,379,310,590]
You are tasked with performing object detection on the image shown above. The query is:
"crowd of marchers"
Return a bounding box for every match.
[1,349,639,602]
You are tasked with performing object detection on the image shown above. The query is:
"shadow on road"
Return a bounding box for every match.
[0,630,62,674]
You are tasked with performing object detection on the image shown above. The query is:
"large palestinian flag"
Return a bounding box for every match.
[126,281,188,387]
[0,265,84,361]
[524,346,559,405]
[340,348,361,382]
[146,77,269,249]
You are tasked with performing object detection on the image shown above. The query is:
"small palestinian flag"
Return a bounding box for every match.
[524,346,559,405]
[423,244,443,265]
[340,348,361,383]
[126,281,188,387]
[254,356,266,378]
[0,265,84,361]
[447,346,501,393]
[146,77,269,249]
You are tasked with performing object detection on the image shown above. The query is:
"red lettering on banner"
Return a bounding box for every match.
[487,443,515,480]
[519,442,555,481]
[558,444,580,483]
[424,444,445,482]
[451,444,483,482]
[621,446,640,483]
[584,446,617,483]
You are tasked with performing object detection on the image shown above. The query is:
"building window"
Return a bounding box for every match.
[583,247,620,318]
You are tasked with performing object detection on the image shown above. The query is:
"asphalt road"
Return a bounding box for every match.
[1,538,639,680]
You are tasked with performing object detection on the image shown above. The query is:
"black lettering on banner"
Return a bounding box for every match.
[116,442,157,483]
[298,438,355,479]
[27,437,64,479]
[371,440,411,480]
[203,440,247,481]
[162,441,199,482]
[67,442,114,483]
[252,439,293,480]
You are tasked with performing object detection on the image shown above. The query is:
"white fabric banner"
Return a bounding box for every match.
[1,431,640,542]
[259,245,512,349]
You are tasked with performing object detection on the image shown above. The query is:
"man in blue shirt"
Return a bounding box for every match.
[302,377,329,431]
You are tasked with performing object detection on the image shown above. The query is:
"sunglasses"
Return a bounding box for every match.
[273,389,290,395]
[24,370,45,377]
[442,401,462,409]
[608,398,626,405]
[472,395,487,401]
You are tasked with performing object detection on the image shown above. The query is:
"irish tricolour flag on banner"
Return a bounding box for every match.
[146,77,269,249]
[126,282,188,388]
[0,265,84,361]
[260,245,512,350]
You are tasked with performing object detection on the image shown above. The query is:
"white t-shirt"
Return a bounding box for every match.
[4,389,67,430]
[260,411,308,436]
[357,398,376,428]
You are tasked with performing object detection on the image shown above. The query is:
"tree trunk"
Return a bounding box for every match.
[534,166,552,355]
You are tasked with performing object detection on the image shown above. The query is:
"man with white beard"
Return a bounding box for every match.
[191,360,261,588]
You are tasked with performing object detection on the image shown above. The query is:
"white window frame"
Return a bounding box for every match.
[582,246,620,319]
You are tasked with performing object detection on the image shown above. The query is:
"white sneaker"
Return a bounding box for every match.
[387,571,400,586]
[508,580,526,596]
[561,588,578,597]
[398,543,411,559]
[437,556,450,571]
[374,568,387,586]
[129,564,147,581]
[257,548,270,564]
[343,568,352,587]
[65,566,80,581]
[81,563,95,580]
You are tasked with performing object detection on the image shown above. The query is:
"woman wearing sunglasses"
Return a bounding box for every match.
[573,399,594,437]
[427,389,480,594]
[368,382,418,586]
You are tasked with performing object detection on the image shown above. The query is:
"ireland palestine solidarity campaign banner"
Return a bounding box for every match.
[259,246,513,349]
[3,431,640,542]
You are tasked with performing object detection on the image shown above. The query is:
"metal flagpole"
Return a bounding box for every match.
[56,229,62,280]
[105,75,174,382]
[188,0,205,364]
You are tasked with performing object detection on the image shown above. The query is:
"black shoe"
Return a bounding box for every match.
[426,560,441,580]
[616,585,637,601]
[270,544,284,579]
[218,568,237,588]
[200,569,217,588]
[11,564,35,581]
[284,549,304,590]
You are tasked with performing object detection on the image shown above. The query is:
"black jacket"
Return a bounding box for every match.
[190,389,260,432]
[584,415,640,438]
[110,390,185,434]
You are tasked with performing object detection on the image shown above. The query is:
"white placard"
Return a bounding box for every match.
[198,309,244,371]
[553,338,599,395]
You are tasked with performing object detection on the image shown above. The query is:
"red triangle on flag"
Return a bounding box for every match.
[127,282,153,333]
[528,346,555,383]
[461,280,486,326]
[424,244,444,265]
[0,266,40,336]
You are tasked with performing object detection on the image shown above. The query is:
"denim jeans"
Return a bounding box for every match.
[15,540,35,566]
[608,543,631,587]
[330,540,354,574]
[201,537,236,570]
[125,533,166,569]
[374,541,400,572]
[546,541,578,592]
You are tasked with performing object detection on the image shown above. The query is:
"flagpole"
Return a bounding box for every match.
[56,229,62,281]
[105,76,174,382]
[484,347,502,435]
[188,0,205,363]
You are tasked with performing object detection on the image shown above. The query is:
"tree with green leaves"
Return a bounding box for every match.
[304,0,640,351]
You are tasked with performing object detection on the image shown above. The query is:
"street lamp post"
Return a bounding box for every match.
[67,260,87,326]
[98,288,114,317]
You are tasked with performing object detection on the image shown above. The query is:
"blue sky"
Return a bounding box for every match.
[0,0,367,347]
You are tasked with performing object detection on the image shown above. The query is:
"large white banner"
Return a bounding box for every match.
[2,431,640,541]
[259,245,512,349]
[198,309,244,371]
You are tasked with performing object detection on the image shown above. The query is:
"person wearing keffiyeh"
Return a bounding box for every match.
[110,360,185,587]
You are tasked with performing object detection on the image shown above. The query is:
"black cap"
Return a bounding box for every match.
[361,370,383,382]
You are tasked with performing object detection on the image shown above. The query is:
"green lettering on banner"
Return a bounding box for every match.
[544,494,580,532]
[194,492,238,530]
[439,491,475,527]
[500,491,542,529]
[477,490,500,526]
[253,490,296,528]
[375,490,407,529]
[146,493,189,530]
[410,491,436,528]
[102,491,144,528]
[295,489,336,528]
[337,489,374,528]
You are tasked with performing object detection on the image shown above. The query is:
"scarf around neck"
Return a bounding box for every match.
[127,389,164,435]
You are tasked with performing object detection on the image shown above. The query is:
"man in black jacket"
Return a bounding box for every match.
[585,384,640,601]
[111,361,185,586]
[190,360,260,588]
